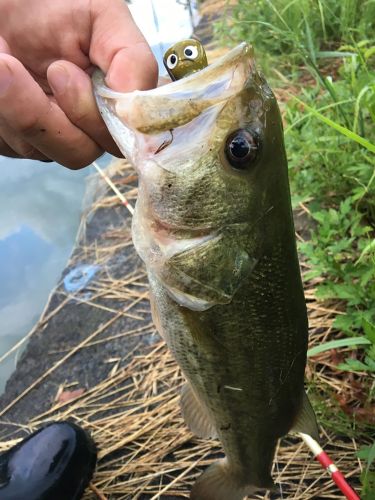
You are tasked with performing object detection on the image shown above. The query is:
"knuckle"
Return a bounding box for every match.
[16,102,53,138]
[17,114,43,137]
[12,140,47,161]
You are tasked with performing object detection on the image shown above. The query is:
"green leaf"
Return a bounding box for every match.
[359,442,375,475]
[307,336,371,357]
[365,355,375,371]
[364,46,375,60]
[333,314,354,333]
[356,239,375,264]
[316,51,356,58]
[291,96,375,153]
[363,319,375,344]
[337,359,374,372]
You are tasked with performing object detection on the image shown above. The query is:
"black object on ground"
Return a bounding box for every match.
[0,421,97,500]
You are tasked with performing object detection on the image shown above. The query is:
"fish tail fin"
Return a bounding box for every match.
[190,458,260,500]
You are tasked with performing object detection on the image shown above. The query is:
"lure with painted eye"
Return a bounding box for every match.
[163,39,208,81]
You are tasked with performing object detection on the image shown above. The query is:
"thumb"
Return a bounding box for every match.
[89,0,158,92]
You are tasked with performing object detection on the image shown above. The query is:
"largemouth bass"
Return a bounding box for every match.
[93,43,319,500]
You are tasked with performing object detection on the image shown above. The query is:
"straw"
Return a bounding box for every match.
[92,161,134,215]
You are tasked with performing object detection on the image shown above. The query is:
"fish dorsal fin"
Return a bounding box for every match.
[291,391,320,442]
[180,383,217,439]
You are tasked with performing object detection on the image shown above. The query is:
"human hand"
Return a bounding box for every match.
[0,0,158,168]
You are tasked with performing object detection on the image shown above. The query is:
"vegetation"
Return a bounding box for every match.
[215,0,374,495]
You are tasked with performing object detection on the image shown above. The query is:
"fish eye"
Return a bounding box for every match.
[184,45,199,60]
[166,53,178,69]
[224,129,259,170]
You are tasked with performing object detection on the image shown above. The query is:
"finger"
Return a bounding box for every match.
[47,60,122,157]
[90,0,158,91]
[0,135,20,158]
[0,124,51,162]
[0,36,11,55]
[0,54,103,169]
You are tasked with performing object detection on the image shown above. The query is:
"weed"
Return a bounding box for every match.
[358,442,375,499]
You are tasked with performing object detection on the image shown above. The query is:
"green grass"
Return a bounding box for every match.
[284,43,375,353]
[214,0,375,61]
[214,0,374,494]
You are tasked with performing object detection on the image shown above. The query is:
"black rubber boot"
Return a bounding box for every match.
[0,421,97,500]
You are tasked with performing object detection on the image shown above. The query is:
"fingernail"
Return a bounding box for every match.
[49,64,69,95]
[0,60,12,97]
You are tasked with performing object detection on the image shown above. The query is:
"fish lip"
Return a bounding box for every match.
[151,215,214,237]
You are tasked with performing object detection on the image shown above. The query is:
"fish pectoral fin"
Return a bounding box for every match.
[291,391,320,442]
[180,383,218,439]
[162,234,255,307]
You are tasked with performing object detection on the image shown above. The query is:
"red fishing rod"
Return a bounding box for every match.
[299,433,361,500]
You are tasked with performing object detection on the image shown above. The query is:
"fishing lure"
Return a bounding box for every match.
[163,38,207,80]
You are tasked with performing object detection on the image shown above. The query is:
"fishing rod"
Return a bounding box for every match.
[299,433,360,500]
[92,161,361,500]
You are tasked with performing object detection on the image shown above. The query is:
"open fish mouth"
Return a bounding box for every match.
[92,43,255,167]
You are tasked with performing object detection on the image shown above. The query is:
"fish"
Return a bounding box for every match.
[93,42,319,500]
[163,39,208,81]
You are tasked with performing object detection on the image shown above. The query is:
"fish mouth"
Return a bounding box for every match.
[150,213,215,240]
[92,43,255,160]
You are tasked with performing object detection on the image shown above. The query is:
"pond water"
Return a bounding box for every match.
[0,0,198,392]
[0,158,89,391]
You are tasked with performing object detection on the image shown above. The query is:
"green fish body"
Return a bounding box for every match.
[93,43,318,500]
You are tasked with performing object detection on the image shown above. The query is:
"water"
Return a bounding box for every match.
[0,158,89,390]
[0,0,198,392]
